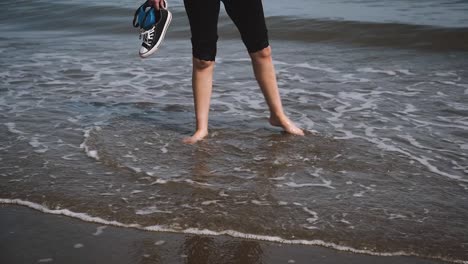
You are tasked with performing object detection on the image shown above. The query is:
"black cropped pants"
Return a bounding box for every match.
[183,0,269,61]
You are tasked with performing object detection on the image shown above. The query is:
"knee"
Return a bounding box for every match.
[193,57,215,71]
[250,46,272,60]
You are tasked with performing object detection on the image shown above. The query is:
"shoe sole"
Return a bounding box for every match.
[139,10,172,58]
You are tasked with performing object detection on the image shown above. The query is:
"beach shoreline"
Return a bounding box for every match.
[0,204,451,264]
[1,0,468,263]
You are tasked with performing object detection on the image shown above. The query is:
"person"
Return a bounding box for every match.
[152,0,304,144]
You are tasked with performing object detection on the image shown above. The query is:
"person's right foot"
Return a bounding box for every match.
[182,130,208,144]
[269,114,305,136]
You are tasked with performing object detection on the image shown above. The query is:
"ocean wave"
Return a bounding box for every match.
[1,0,468,51]
[264,16,468,51]
[2,198,467,264]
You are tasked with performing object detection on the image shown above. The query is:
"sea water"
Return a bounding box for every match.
[1,0,467,262]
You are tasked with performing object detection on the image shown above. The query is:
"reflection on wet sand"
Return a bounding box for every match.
[183,236,263,264]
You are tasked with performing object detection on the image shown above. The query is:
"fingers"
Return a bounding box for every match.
[149,0,159,10]
[150,0,166,10]
[156,0,166,10]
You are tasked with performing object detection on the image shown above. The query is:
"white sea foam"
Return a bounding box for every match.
[435,71,457,77]
[251,200,270,206]
[357,67,397,76]
[410,117,468,131]
[340,219,351,225]
[4,122,26,135]
[86,150,99,160]
[303,225,319,230]
[336,128,468,183]
[294,62,339,73]
[201,200,220,206]
[303,207,319,223]
[398,134,426,149]
[399,104,418,114]
[181,204,205,213]
[338,91,368,101]
[412,155,467,182]
[284,179,335,189]
[389,214,407,220]
[270,176,286,181]
[154,240,166,246]
[218,190,229,197]
[93,226,107,236]
[150,179,168,185]
[253,155,268,161]
[61,153,79,161]
[99,193,114,196]
[340,73,371,83]
[307,168,323,177]
[38,258,53,263]
[135,206,172,215]
[363,126,377,137]
[123,154,138,162]
[67,117,80,123]
[396,69,415,75]
[353,191,365,197]
[29,136,49,153]
[161,143,169,154]
[80,127,100,160]
[74,243,84,248]
[182,179,213,187]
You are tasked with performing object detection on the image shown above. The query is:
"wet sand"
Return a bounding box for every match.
[0,205,449,264]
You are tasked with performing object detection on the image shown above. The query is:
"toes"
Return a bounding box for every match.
[287,127,305,136]
[182,132,208,144]
[182,136,201,144]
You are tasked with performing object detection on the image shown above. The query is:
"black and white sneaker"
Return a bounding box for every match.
[133,0,172,58]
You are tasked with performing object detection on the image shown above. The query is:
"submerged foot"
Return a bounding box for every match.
[269,115,305,136]
[182,130,208,144]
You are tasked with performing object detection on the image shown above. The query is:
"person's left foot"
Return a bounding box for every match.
[269,114,305,136]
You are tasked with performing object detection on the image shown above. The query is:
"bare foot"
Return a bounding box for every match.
[269,114,305,136]
[183,130,208,144]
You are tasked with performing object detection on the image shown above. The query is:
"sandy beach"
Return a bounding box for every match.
[1,205,450,264]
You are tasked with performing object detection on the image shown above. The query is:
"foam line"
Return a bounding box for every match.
[334,129,468,183]
[1,198,467,264]
[4,122,26,135]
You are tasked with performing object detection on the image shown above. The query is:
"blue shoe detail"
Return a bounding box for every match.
[133,1,159,30]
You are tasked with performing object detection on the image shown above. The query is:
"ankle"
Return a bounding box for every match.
[195,127,208,134]
[194,128,208,136]
[270,112,287,122]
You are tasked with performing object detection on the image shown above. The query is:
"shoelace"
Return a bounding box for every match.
[140,26,155,46]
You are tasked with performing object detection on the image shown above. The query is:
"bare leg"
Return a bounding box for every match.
[249,46,304,135]
[183,57,215,144]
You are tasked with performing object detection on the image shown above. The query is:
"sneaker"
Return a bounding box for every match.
[132,0,172,58]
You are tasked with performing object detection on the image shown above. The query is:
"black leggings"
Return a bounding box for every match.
[183,0,269,61]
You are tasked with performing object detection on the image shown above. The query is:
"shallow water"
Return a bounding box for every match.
[1,0,468,262]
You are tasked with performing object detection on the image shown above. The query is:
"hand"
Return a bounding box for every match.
[151,0,166,10]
